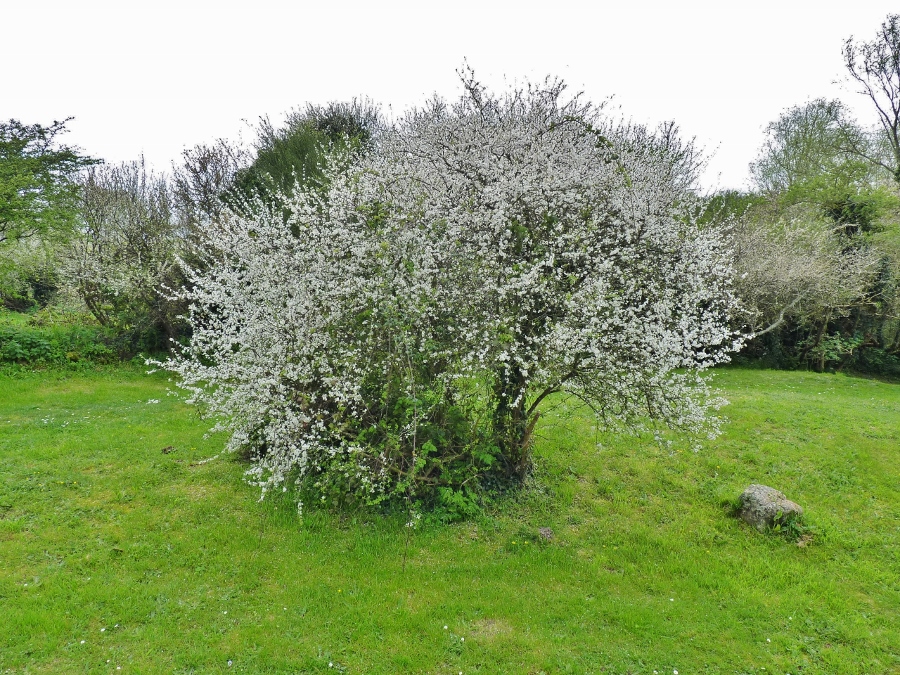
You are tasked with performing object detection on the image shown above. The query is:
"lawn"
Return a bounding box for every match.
[0,366,898,674]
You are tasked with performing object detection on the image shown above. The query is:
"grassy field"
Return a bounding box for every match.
[0,366,898,674]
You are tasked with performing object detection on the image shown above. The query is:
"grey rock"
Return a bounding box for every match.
[538,527,554,541]
[738,484,803,532]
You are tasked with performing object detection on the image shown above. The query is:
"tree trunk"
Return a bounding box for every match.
[813,312,831,373]
[492,365,531,478]
[890,323,900,354]
[82,286,110,327]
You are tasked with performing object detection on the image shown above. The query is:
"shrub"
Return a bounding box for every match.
[164,73,742,513]
[0,313,114,365]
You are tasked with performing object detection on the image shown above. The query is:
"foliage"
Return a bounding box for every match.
[298,98,382,148]
[739,93,900,374]
[0,237,61,310]
[164,74,742,510]
[0,309,114,365]
[171,137,251,231]
[751,100,859,194]
[0,118,97,245]
[749,99,893,233]
[697,189,765,226]
[732,203,879,337]
[231,99,382,211]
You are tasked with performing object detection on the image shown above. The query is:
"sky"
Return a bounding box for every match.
[3,1,898,191]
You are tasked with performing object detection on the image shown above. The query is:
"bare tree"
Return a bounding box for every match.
[66,159,183,343]
[843,14,900,185]
[171,138,250,231]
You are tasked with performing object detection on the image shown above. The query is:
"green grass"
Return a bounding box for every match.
[1,367,898,674]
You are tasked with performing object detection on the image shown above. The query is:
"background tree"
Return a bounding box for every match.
[231,99,382,209]
[737,96,900,372]
[749,99,889,233]
[843,13,900,185]
[171,138,250,231]
[731,203,879,364]
[0,118,97,245]
[65,159,184,350]
[0,237,61,310]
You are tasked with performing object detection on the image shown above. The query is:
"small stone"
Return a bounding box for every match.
[538,527,554,541]
[738,484,803,532]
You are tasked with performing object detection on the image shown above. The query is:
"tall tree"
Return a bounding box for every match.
[232,99,382,208]
[843,14,900,185]
[750,99,890,233]
[0,118,97,244]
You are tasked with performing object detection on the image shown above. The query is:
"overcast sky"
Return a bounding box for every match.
[4,1,898,191]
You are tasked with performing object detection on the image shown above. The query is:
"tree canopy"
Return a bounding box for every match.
[0,118,97,245]
[231,99,382,210]
[163,75,741,513]
[750,99,892,234]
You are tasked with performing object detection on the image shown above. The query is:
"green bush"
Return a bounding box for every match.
[0,312,115,365]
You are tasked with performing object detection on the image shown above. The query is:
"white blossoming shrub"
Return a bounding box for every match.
[165,74,743,516]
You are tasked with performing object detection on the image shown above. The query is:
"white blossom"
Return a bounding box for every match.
[161,72,742,502]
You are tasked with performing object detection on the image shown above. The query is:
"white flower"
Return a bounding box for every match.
[162,72,741,504]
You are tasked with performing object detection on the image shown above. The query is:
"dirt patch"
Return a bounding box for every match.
[470,618,513,638]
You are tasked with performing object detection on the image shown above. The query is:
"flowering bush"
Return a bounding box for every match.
[164,74,742,514]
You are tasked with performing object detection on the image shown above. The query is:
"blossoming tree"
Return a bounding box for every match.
[165,74,742,512]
